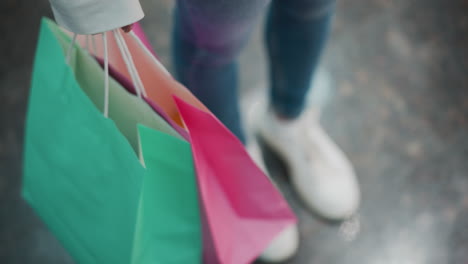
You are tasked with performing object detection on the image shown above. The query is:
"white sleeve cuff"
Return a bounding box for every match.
[50,0,144,35]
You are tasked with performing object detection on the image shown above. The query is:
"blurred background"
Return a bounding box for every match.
[1,0,468,263]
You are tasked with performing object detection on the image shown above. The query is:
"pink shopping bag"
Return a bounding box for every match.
[175,97,297,264]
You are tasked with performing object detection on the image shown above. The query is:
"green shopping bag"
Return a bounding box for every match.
[22,18,201,264]
[133,125,201,264]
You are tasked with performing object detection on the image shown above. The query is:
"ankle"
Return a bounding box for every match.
[270,106,299,124]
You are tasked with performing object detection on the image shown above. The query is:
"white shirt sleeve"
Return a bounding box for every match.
[49,0,144,34]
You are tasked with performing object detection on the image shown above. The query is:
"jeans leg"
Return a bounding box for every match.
[266,0,336,119]
[173,0,270,143]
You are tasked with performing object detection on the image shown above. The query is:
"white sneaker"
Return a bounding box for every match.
[258,224,299,262]
[257,106,360,220]
[246,141,299,262]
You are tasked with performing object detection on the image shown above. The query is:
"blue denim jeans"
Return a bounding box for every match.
[173,0,336,143]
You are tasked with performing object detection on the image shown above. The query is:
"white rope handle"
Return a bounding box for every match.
[113,29,147,98]
[85,35,90,52]
[66,33,77,64]
[65,32,110,117]
[103,32,110,117]
[91,35,97,55]
[113,30,142,98]
[129,31,171,76]
[116,30,146,97]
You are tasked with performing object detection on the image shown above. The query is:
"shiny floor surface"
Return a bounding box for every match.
[1,0,468,263]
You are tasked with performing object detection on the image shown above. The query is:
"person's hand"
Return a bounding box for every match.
[121,24,133,33]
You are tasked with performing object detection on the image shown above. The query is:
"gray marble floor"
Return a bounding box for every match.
[1,0,468,263]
